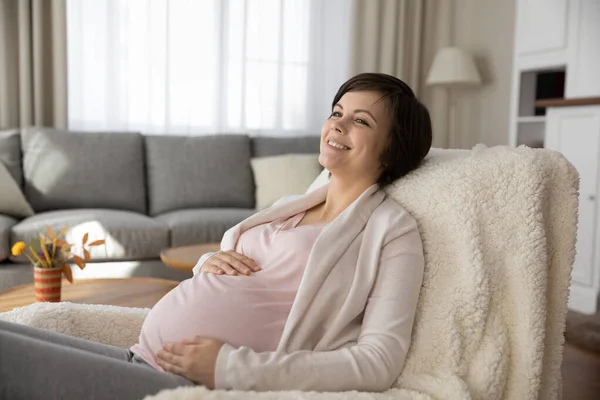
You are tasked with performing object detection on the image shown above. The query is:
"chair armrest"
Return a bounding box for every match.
[0,302,149,348]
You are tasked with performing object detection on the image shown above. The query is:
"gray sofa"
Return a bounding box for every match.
[0,128,319,290]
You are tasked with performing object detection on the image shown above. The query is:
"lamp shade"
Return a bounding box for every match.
[426,47,482,87]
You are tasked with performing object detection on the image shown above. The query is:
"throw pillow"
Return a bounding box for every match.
[251,154,322,210]
[0,162,34,218]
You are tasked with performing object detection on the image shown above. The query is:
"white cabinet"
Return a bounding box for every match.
[545,105,600,314]
[515,0,569,69]
[565,0,600,97]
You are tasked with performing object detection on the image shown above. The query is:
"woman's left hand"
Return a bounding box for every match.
[156,336,225,388]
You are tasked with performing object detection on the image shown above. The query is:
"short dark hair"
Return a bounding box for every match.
[332,73,432,187]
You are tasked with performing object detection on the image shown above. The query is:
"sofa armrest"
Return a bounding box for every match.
[0,213,18,261]
[0,302,149,348]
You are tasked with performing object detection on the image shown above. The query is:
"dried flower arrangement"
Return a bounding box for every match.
[11,226,105,283]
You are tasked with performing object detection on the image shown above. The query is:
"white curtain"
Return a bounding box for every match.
[0,0,68,129]
[66,0,353,136]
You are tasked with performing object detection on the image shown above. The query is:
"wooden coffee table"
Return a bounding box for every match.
[160,242,220,273]
[0,278,178,312]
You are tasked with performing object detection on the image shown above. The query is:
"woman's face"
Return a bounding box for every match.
[319,90,391,185]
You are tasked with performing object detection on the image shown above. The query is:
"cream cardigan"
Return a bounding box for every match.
[193,183,424,392]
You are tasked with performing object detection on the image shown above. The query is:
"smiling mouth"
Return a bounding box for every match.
[327,139,351,150]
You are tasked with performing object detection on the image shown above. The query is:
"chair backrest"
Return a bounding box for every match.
[308,145,578,399]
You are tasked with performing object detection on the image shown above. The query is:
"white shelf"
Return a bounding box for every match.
[517,116,546,123]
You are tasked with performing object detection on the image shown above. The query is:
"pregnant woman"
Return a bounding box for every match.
[0,73,432,400]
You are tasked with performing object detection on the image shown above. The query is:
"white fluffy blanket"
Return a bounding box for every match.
[0,145,578,400]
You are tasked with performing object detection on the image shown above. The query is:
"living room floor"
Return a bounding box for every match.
[563,337,600,399]
[1,263,598,396]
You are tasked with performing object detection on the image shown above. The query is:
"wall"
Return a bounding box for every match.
[451,0,516,148]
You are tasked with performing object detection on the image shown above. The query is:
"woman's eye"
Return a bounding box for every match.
[356,119,370,127]
[330,111,342,118]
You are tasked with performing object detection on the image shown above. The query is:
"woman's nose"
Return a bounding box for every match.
[331,120,345,134]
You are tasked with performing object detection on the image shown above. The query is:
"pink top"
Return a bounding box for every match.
[130,211,325,369]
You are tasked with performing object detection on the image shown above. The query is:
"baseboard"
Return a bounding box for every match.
[569,284,599,314]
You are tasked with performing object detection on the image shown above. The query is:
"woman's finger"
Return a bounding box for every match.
[163,342,186,356]
[223,251,258,274]
[181,335,206,345]
[209,265,224,275]
[227,251,261,272]
[212,258,238,276]
[157,350,184,367]
[203,259,233,275]
[157,358,186,376]
[218,253,252,275]
[201,264,224,275]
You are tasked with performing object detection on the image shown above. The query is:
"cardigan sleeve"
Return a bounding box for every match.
[192,252,218,276]
[213,227,425,392]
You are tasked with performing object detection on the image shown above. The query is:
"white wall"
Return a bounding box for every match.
[451,0,516,148]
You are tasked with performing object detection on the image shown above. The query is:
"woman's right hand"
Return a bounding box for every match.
[200,250,261,276]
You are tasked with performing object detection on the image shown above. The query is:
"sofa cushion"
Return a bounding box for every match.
[0,129,23,187]
[155,208,255,246]
[21,128,146,213]
[10,209,169,261]
[145,135,255,215]
[250,136,321,158]
[0,214,18,261]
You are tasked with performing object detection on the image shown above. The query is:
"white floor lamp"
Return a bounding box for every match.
[426,47,482,149]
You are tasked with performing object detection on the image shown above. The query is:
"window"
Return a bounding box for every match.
[66,0,353,136]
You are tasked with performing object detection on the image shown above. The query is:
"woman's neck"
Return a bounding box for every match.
[316,176,377,223]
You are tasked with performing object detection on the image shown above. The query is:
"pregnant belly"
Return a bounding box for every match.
[132,273,293,368]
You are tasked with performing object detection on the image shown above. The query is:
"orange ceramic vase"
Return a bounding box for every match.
[33,267,62,302]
